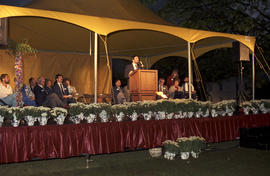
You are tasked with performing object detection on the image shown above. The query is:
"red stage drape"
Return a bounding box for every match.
[0,114,270,164]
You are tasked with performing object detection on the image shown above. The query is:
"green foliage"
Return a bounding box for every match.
[143,0,270,98]
[0,106,9,117]
[163,140,179,154]
[69,103,86,116]
[8,39,37,56]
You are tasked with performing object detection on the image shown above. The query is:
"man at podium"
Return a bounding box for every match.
[124,56,144,79]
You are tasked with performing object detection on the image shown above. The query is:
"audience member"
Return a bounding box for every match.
[112,79,126,104]
[53,74,76,105]
[168,79,183,99]
[166,69,179,88]
[44,79,53,95]
[29,77,36,91]
[63,78,77,97]
[33,76,47,106]
[157,78,168,99]
[0,74,17,106]
[34,76,65,108]
[182,77,197,99]
[21,78,37,106]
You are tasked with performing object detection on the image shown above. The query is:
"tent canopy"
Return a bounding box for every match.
[0,0,256,97]
[0,2,256,62]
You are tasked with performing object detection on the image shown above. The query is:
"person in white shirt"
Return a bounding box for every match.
[63,78,77,97]
[0,74,17,106]
[157,78,168,99]
[182,77,197,99]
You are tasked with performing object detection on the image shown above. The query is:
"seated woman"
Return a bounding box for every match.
[166,69,179,89]
[168,79,183,99]
[21,84,37,106]
[63,78,78,98]
[44,79,53,95]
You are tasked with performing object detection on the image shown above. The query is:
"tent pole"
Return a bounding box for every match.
[188,42,192,99]
[89,31,92,56]
[94,32,98,103]
[252,52,255,100]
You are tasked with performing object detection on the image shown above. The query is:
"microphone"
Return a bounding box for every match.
[139,61,144,68]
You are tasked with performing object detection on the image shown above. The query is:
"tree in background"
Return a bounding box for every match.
[141,0,270,99]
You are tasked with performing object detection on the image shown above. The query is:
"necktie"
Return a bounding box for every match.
[60,84,65,94]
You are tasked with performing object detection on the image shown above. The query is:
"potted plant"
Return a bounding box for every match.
[0,106,9,127]
[69,103,86,124]
[163,140,179,160]
[111,104,127,122]
[190,136,206,159]
[50,107,68,125]
[176,137,192,160]
[7,107,25,127]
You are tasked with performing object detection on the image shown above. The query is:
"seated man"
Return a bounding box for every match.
[182,77,197,99]
[112,79,126,104]
[157,78,168,99]
[168,79,183,99]
[34,76,65,108]
[0,74,17,107]
[53,74,76,105]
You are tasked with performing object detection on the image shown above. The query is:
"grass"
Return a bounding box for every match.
[0,141,270,176]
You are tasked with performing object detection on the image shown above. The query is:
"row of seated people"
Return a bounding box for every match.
[158,77,197,99]
[111,76,197,105]
[0,73,76,108]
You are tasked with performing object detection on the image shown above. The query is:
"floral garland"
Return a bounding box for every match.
[12,40,37,107]
[14,54,23,107]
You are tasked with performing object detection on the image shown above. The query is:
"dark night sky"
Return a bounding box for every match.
[0,0,33,6]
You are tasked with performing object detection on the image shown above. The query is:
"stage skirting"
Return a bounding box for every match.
[0,114,270,164]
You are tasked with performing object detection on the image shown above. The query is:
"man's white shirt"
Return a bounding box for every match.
[0,83,13,99]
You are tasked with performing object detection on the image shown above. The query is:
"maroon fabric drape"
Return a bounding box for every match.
[1,114,270,164]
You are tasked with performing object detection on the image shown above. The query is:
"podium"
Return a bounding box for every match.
[129,69,158,101]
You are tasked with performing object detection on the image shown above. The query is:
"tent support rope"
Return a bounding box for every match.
[191,44,208,100]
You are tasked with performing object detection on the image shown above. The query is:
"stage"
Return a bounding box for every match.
[0,114,270,164]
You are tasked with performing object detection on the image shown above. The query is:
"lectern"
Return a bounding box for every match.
[129,69,158,101]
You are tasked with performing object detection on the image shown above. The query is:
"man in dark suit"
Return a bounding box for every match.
[34,76,47,106]
[124,56,144,79]
[112,79,126,104]
[34,76,65,108]
[53,74,76,105]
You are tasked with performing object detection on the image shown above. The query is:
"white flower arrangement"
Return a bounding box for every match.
[142,111,153,120]
[50,107,68,125]
[0,99,269,127]
[163,140,181,160]
[8,107,24,127]
[111,104,128,122]
[99,110,108,122]
[0,106,8,126]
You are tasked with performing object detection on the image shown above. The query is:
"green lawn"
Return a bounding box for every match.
[1,141,269,176]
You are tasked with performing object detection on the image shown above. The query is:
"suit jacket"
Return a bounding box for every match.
[112,86,120,104]
[53,82,69,100]
[124,63,143,79]
[124,64,135,79]
[33,85,46,106]
[112,86,126,104]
